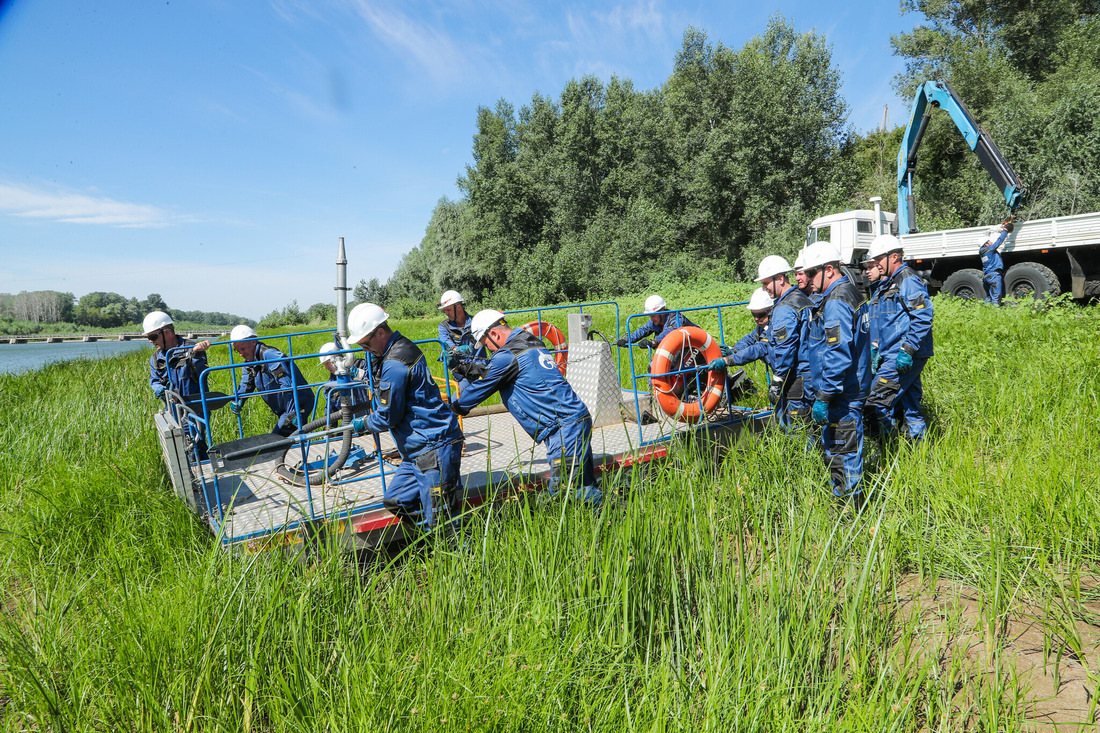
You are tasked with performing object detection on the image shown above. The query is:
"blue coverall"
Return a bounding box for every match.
[626,310,698,346]
[721,287,815,426]
[866,264,934,440]
[234,343,316,438]
[453,329,598,499]
[438,317,490,390]
[361,331,463,525]
[808,276,872,499]
[980,230,1008,305]
[149,337,208,401]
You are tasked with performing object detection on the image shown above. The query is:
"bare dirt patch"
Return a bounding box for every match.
[892,575,1099,731]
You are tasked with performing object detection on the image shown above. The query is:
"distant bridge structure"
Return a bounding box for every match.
[1,330,230,345]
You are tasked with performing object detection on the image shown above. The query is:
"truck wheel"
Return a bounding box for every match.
[1005,262,1060,300]
[941,268,985,299]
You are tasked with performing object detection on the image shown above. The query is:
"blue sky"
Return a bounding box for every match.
[0,0,916,320]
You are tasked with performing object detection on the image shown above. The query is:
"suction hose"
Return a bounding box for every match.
[275,395,364,487]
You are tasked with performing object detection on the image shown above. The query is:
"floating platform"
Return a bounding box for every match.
[154,306,770,554]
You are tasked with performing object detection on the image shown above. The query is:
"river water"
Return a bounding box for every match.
[0,340,151,375]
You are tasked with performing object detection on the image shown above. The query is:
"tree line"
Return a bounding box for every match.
[343,4,1097,317]
[0,290,256,332]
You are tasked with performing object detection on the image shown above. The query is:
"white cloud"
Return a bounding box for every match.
[347,0,467,85]
[0,183,186,228]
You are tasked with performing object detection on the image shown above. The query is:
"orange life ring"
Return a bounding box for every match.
[650,326,726,422]
[521,320,568,374]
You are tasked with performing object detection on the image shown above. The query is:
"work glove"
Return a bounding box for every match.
[719,344,734,357]
[768,379,783,405]
[454,344,474,357]
[349,366,366,380]
[636,339,656,350]
[351,416,367,434]
[448,401,469,417]
[811,399,829,425]
[614,338,628,348]
[896,349,913,373]
[870,343,880,371]
[707,357,728,372]
[229,400,243,416]
[444,350,459,370]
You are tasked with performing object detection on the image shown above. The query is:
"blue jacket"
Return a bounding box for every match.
[454,329,589,444]
[234,342,315,430]
[149,337,208,400]
[627,310,698,345]
[808,276,872,402]
[362,331,462,460]
[980,230,1008,276]
[726,288,813,385]
[438,317,490,370]
[869,265,934,360]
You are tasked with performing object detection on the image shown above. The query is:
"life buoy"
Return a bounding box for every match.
[650,326,726,422]
[520,321,568,374]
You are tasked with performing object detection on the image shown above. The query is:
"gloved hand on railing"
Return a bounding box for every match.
[229,400,243,416]
[351,416,367,434]
[614,338,629,348]
[636,339,656,350]
[719,344,734,357]
[707,357,727,372]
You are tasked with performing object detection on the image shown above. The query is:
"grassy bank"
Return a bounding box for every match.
[0,297,1097,731]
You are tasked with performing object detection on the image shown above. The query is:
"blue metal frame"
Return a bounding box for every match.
[622,300,768,447]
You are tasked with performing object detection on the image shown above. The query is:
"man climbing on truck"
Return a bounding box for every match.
[980,223,1009,305]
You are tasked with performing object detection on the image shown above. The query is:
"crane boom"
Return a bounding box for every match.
[897,79,1027,234]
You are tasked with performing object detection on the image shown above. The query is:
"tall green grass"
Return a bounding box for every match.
[0,297,1097,731]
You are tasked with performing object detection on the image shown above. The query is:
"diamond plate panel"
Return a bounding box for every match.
[565,340,626,429]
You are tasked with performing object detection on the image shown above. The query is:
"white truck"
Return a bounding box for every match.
[806,79,1100,300]
[805,200,1100,299]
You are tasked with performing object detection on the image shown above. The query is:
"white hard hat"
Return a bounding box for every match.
[643,295,667,314]
[801,242,842,271]
[470,309,506,344]
[347,302,389,344]
[793,251,807,272]
[142,310,173,336]
[318,342,339,364]
[438,290,463,310]
[755,255,792,282]
[747,288,775,312]
[230,324,257,342]
[867,234,903,259]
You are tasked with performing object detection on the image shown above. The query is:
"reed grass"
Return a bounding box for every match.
[0,296,1097,731]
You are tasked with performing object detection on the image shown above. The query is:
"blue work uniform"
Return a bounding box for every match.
[866,265,934,440]
[808,276,872,499]
[362,331,463,525]
[627,310,698,346]
[722,288,814,426]
[149,336,208,402]
[438,317,490,390]
[980,230,1008,305]
[453,329,598,499]
[234,342,316,438]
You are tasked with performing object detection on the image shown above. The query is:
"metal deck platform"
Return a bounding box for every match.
[186,394,764,549]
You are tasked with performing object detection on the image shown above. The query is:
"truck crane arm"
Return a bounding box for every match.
[897,79,1027,235]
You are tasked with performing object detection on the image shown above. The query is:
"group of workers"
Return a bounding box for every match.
[697,233,933,508]
[144,227,944,522]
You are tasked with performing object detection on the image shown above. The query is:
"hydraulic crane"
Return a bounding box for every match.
[897,79,1027,234]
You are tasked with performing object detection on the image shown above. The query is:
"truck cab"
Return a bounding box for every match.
[805,208,898,266]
